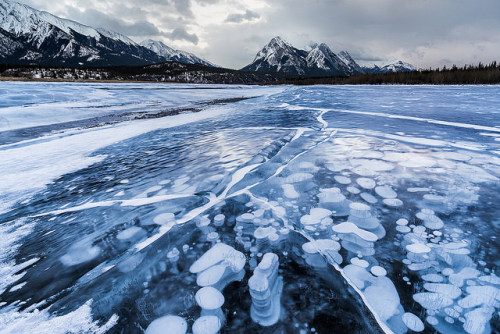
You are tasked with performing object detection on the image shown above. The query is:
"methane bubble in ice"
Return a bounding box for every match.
[356,178,376,189]
[383,198,403,207]
[364,276,401,321]
[360,192,377,204]
[145,315,187,334]
[416,209,444,229]
[153,212,175,225]
[334,175,351,185]
[318,188,350,216]
[192,316,221,334]
[370,266,387,277]
[60,241,100,266]
[195,287,225,311]
[248,253,283,326]
[402,312,424,332]
[413,292,453,310]
[190,243,246,290]
[375,186,397,199]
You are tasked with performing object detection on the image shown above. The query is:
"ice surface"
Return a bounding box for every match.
[1,83,499,333]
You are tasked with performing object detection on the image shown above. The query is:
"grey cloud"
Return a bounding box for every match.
[225,10,260,23]
[67,8,161,37]
[171,0,194,17]
[166,28,199,44]
[17,0,500,69]
[194,0,220,4]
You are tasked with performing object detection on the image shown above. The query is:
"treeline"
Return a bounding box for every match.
[278,61,500,85]
[0,62,280,84]
[2,61,499,85]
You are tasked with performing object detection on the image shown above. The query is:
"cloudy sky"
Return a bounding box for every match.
[19,0,500,69]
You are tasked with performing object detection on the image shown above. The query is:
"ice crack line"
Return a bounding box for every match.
[135,126,310,251]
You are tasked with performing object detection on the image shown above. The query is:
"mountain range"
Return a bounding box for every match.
[241,36,415,77]
[0,0,416,76]
[0,0,212,67]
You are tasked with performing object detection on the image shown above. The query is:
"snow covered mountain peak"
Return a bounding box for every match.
[243,37,363,77]
[139,39,215,67]
[0,0,132,45]
[362,60,417,74]
[0,0,214,67]
[243,36,308,75]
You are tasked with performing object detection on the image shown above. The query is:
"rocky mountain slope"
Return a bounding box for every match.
[242,37,364,77]
[0,0,210,67]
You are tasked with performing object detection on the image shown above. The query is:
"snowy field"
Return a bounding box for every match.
[0,82,499,334]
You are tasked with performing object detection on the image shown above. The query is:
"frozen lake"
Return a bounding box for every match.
[0,82,499,334]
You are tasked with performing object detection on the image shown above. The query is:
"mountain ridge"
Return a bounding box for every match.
[0,0,211,67]
[242,36,416,77]
[242,36,364,77]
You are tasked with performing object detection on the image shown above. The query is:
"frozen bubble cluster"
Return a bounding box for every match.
[190,243,246,290]
[248,253,283,326]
